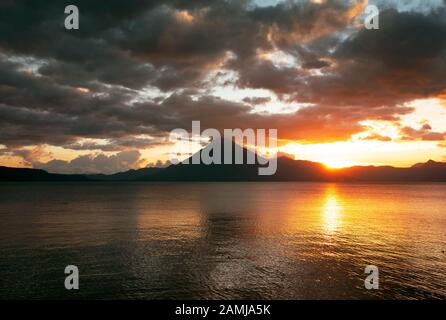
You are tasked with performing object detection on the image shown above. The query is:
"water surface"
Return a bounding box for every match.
[0,182,445,299]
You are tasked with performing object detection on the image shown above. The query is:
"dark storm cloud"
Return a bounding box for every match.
[249,0,363,44]
[0,0,370,148]
[233,58,305,95]
[1,0,446,172]
[235,7,446,113]
[0,0,366,92]
[296,8,446,108]
[120,92,411,143]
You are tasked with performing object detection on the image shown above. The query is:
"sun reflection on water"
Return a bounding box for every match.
[322,186,342,233]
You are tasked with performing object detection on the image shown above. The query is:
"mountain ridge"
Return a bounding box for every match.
[2,159,446,182]
[1,142,445,182]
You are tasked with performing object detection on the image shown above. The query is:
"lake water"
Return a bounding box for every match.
[0,182,445,299]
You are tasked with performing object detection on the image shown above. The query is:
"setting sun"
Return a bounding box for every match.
[321,159,356,169]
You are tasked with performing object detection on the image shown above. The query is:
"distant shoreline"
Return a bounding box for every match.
[2,158,446,183]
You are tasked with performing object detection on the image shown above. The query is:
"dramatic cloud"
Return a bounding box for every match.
[34,150,146,174]
[359,133,392,142]
[1,0,446,172]
[400,123,446,141]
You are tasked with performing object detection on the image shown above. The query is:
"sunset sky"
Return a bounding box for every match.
[1,0,446,173]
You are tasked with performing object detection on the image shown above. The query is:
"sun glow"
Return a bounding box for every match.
[281,142,362,168]
[321,159,356,169]
[174,10,194,23]
[280,137,446,168]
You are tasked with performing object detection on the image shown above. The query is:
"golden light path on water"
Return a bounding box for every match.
[1,182,445,299]
[321,186,342,234]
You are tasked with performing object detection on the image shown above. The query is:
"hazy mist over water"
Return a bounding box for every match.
[0,182,445,299]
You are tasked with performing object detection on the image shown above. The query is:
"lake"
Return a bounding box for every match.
[0,182,445,299]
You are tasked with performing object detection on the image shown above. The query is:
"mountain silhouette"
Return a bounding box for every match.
[88,167,163,181]
[145,138,274,181]
[0,166,89,181]
[1,140,446,182]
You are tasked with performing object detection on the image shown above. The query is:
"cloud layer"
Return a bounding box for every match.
[1,0,446,172]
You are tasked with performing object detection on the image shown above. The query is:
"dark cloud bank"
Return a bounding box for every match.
[1,0,446,172]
